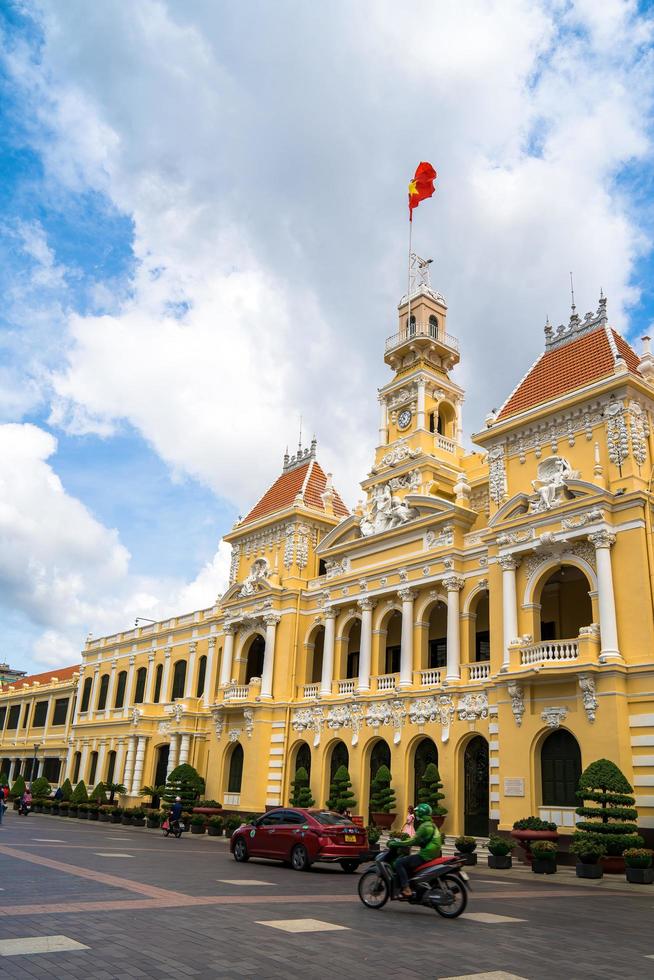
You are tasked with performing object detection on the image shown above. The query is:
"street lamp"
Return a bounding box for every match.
[30,742,41,787]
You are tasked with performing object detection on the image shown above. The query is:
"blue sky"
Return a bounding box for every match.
[1,0,653,673]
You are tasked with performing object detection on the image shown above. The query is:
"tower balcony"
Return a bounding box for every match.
[384,321,460,368]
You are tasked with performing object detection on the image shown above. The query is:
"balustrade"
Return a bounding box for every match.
[420,668,442,687]
[520,639,579,666]
[466,662,490,681]
[337,679,356,695]
[376,673,399,691]
[302,683,320,699]
[223,684,250,702]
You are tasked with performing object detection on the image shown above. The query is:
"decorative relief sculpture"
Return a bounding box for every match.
[408,694,455,742]
[243,708,255,738]
[606,400,629,468]
[212,707,224,739]
[389,469,421,492]
[530,456,577,512]
[541,706,568,729]
[578,674,598,722]
[424,525,454,549]
[283,525,295,568]
[364,700,406,744]
[295,525,311,569]
[457,692,489,722]
[496,528,535,546]
[292,706,324,746]
[488,446,507,504]
[561,508,604,529]
[239,557,271,596]
[629,400,648,466]
[228,729,241,742]
[325,557,351,578]
[158,720,171,736]
[166,703,184,723]
[507,682,525,726]
[359,482,419,537]
[371,439,421,473]
[229,544,240,585]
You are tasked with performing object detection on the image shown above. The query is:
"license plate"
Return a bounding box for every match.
[344,834,357,842]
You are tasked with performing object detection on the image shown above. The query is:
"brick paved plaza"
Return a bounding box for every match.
[0,812,651,979]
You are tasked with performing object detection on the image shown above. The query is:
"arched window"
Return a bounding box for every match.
[114,670,127,708]
[370,740,391,780]
[245,636,265,684]
[408,314,416,336]
[72,752,81,784]
[97,674,110,711]
[228,744,244,794]
[345,620,360,679]
[413,737,438,804]
[106,750,116,785]
[80,676,92,712]
[134,667,147,704]
[88,751,98,786]
[539,566,592,641]
[541,730,581,806]
[153,664,163,704]
[196,655,207,698]
[429,314,438,338]
[171,660,187,700]
[330,741,349,784]
[296,742,311,778]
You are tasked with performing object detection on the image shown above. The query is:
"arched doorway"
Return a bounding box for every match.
[153,744,169,803]
[541,730,581,806]
[539,565,592,641]
[295,741,311,778]
[227,744,244,795]
[245,635,265,683]
[369,739,392,818]
[413,737,438,805]
[464,736,489,836]
[329,740,349,783]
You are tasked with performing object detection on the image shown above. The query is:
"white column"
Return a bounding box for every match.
[63,739,74,780]
[72,666,85,725]
[114,738,126,786]
[219,626,236,686]
[499,555,520,671]
[178,733,191,766]
[185,642,198,698]
[261,614,280,699]
[456,398,464,445]
[203,637,217,708]
[588,531,621,661]
[320,608,337,696]
[123,734,137,788]
[378,397,388,446]
[79,740,90,783]
[42,695,53,739]
[166,733,180,779]
[88,666,100,720]
[417,380,426,429]
[398,589,416,687]
[96,740,107,785]
[161,647,172,703]
[105,658,118,716]
[144,653,156,702]
[131,736,147,795]
[122,655,136,718]
[444,576,464,681]
[357,598,375,692]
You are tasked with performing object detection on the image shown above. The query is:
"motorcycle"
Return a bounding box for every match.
[357,843,469,917]
[18,802,31,817]
[162,816,185,839]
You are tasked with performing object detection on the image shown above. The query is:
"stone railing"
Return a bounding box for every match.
[434,434,456,454]
[466,661,490,682]
[376,673,399,691]
[302,683,320,699]
[223,684,250,702]
[336,679,356,695]
[419,668,442,687]
[384,322,459,354]
[520,639,579,666]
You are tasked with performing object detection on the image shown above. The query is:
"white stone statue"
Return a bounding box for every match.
[239,557,270,596]
[359,481,418,537]
[531,456,577,511]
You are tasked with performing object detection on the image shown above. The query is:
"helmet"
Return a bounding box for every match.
[414,803,432,821]
[175,796,181,802]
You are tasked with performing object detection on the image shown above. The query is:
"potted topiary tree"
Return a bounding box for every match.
[90,782,107,805]
[162,764,205,812]
[531,839,557,874]
[570,835,606,879]
[369,765,396,829]
[31,776,51,810]
[122,807,133,825]
[207,816,224,836]
[418,763,447,828]
[624,849,654,884]
[487,835,516,869]
[326,765,357,815]
[68,802,79,817]
[511,817,558,863]
[71,780,89,806]
[60,778,73,802]
[190,814,206,835]
[454,836,478,866]
[99,805,113,823]
[224,815,242,837]
[131,808,146,827]
[11,774,26,808]
[575,759,643,874]
[366,824,382,854]
[110,806,123,824]
[290,767,315,808]
[146,809,161,829]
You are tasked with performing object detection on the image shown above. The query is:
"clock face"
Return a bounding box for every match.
[397,409,412,430]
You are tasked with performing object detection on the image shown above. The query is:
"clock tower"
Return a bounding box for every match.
[363,255,466,504]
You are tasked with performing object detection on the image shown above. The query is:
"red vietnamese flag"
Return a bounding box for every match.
[408,161,437,220]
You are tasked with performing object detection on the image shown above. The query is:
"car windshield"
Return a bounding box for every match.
[312,811,355,826]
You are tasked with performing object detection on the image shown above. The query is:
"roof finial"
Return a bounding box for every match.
[298,414,303,452]
[569,271,576,313]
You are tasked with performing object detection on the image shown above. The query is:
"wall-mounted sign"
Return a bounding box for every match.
[504,778,525,797]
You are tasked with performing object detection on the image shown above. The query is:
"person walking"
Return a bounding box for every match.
[19,787,32,816]
[401,804,415,836]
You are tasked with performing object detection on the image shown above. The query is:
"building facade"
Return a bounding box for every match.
[2,272,654,840]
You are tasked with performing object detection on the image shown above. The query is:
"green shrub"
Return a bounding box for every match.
[131,808,145,819]
[531,840,557,860]
[190,814,206,826]
[454,835,477,854]
[71,780,89,803]
[224,816,242,834]
[10,774,26,799]
[59,778,73,801]
[366,824,382,845]
[569,834,606,863]
[31,776,51,799]
[90,782,107,802]
[196,799,222,808]
[111,806,123,816]
[0,771,8,785]
[290,767,315,808]
[370,765,396,815]
[417,763,447,816]
[208,816,224,830]
[488,835,515,857]
[105,782,126,803]
[574,759,643,856]
[512,816,557,831]
[623,848,653,869]
[326,765,357,814]
[162,764,205,810]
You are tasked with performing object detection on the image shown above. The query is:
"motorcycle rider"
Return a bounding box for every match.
[390,802,441,898]
[168,796,183,833]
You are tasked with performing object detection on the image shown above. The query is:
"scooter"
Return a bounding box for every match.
[162,816,185,839]
[18,801,31,817]
[358,843,469,917]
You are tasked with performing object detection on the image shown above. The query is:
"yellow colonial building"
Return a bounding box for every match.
[3,266,654,842]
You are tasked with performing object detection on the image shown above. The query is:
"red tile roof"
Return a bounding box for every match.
[3,664,79,690]
[497,327,640,421]
[244,459,349,523]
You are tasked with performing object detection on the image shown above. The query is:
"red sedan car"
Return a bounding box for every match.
[230,808,369,872]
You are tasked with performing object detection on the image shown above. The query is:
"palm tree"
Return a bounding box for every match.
[140,784,165,806]
[105,782,126,804]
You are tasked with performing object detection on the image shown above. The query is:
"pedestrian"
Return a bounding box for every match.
[401,804,415,835]
[53,786,63,801]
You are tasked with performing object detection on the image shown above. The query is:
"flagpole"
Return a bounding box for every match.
[407,213,412,336]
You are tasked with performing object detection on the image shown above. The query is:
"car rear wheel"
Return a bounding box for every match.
[291,844,311,871]
[340,860,360,874]
[233,837,249,862]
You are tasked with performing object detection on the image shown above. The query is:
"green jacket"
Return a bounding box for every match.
[403,818,442,860]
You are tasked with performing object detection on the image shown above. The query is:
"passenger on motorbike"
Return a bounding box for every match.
[389,802,441,898]
[168,796,183,832]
